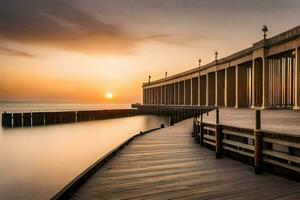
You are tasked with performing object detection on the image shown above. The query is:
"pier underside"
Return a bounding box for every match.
[203,108,300,135]
[70,119,300,200]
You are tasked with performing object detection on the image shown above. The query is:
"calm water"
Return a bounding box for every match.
[0,103,168,200]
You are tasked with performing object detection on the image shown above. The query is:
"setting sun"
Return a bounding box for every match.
[105,92,113,99]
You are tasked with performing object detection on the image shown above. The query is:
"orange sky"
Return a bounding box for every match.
[1,0,300,103]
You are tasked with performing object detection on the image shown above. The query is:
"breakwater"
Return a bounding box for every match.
[2,109,140,128]
[2,105,217,128]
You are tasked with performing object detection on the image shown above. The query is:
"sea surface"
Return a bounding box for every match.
[0,102,168,200]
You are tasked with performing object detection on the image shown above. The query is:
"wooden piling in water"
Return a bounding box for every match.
[23,113,32,126]
[13,113,22,127]
[2,112,12,127]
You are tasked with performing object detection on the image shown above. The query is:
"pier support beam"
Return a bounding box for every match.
[294,47,300,110]
[215,71,218,106]
[190,78,193,105]
[198,75,201,105]
[225,68,228,107]
[206,73,209,106]
[235,65,239,108]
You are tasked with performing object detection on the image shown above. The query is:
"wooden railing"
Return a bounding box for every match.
[133,104,217,125]
[193,109,300,180]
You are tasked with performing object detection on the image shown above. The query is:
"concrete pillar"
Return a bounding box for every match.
[160,86,163,105]
[198,75,201,105]
[178,82,180,105]
[225,68,228,107]
[294,47,300,109]
[184,80,186,105]
[147,88,149,104]
[206,73,208,106]
[215,71,218,106]
[164,84,168,105]
[173,83,176,105]
[251,61,255,108]
[190,78,193,105]
[235,65,239,108]
[143,89,146,104]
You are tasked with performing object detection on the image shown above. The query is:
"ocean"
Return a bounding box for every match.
[0,102,168,200]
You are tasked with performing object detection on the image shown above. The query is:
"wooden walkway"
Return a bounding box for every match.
[71,119,300,200]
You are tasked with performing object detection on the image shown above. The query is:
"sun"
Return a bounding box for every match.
[105,92,113,99]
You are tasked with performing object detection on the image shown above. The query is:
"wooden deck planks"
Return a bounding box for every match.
[202,108,300,135]
[71,119,300,200]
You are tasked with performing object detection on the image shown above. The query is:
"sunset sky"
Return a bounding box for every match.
[1,0,300,103]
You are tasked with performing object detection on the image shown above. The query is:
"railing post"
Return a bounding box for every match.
[200,113,204,146]
[170,116,174,126]
[196,120,200,143]
[215,108,222,159]
[254,109,263,174]
[192,118,196,137]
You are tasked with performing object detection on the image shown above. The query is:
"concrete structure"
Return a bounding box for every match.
[143,25,300,110]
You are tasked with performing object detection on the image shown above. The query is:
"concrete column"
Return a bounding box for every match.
[146,88,149,104]
[235,65,239,108]
[294,48,300,109]
[160,86,163,105]
[177,82,180,105]
[164,84,168,105]
[173,83,176,105]
[225,68,228,107]
[190,78,193,105]
[149,88,151,104]
[184,80,186,105]
[215,71,218,106]
[198,75,201,105]
[206,73,208,106]
[153,87,156,105]
[251,61,255,108]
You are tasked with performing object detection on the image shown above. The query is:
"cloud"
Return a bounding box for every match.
[0,0,138,56]
[0,46,35,57]
[143,34,205,45]
[0,0,208,56]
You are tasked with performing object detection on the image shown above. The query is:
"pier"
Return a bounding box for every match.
[67,119,300,199]
[8,25,300,199]
[49,106,300,199]
[143,25,300,110]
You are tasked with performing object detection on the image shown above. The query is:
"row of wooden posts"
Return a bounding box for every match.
[193,109,300,180]
[2,109,140,128]
[2,105,217,128]
[132,104,217,125]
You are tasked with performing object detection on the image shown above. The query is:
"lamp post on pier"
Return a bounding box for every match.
[215,50,218,61]
[262,25,268,40]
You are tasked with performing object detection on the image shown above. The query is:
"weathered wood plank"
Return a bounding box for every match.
[70,119,300,200]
